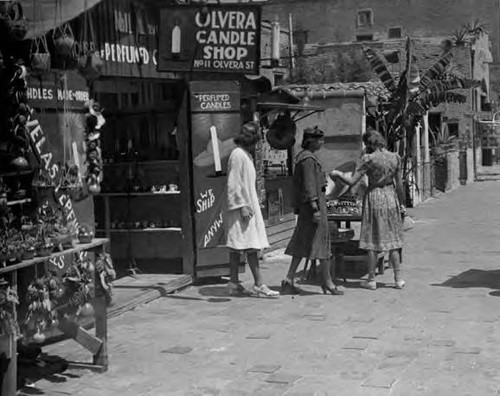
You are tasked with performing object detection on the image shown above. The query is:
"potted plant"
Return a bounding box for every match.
[21,234,36,260]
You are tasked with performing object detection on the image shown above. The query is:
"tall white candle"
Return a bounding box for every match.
[271,20,281,62]
[210,126,222,173]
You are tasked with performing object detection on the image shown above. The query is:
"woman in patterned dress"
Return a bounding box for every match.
[330,129,405,290]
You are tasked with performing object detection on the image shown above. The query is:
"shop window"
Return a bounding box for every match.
[388,27,402,39]
[356,34,374,42]
[447,122,459,137]
[357,9,373,27]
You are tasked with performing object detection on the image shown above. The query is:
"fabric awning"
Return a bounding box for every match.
[21,0,104,39]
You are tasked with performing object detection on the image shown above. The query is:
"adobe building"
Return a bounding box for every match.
[263,0,500,102]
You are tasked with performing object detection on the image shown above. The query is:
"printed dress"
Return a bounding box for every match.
[225,147,269,251]
[357,150,404,251]
[285,150,331,260]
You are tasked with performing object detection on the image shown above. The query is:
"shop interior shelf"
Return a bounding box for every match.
[98,191,180,197]
[7,198,32,206]
[103,160,179,167]
[96,227,182,233]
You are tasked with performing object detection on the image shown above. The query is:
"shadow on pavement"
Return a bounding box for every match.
[432,269,500,289]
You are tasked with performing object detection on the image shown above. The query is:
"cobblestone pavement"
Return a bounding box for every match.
[35,180,500,396]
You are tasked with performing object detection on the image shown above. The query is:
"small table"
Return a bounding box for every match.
[327,213,387,279]
[0,238,110,396]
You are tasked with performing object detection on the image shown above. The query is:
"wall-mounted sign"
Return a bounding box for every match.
[190,91,240,113]
[27,72,90,109]
[158,4,261,74]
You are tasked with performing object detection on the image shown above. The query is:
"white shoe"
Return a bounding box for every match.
[253,284,279,297]
[395,280,406,289]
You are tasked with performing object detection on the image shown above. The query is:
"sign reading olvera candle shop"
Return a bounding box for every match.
[158,4,261,74]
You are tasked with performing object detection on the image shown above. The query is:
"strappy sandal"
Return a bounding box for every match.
[280,280,303,295]
[253,284,280,298]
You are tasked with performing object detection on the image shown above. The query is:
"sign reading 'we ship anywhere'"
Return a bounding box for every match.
[158,4,261,74]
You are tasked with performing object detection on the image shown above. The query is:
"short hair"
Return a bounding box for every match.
[362,128,387,151]
[234,122,260,149]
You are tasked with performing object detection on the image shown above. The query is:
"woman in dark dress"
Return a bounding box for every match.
[330,128,405,290]
[281,127,344,296]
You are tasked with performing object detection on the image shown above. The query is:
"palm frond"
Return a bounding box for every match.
[362,47,397,92]
[420,51,454,88]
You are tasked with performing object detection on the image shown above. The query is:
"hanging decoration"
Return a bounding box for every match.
[29,35,51,73]
[0,278,20,338]
[6,60,32,169]
[52,23,76,58]
[266,110,297,150]
[95,253,116,307]
[22,272,63,343]
[61,257,94,317]
[83,99,105,194]
[0,1,27,41]
[77,6,103,81]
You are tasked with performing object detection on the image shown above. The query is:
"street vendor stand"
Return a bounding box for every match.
[0,238,110,396]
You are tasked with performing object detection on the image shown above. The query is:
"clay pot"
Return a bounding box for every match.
[54,35,75,57]
[33,331,46,344]
[78,302,94,317]
[11,156,28,169]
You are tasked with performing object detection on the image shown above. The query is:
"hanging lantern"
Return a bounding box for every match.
[271,19,280,67]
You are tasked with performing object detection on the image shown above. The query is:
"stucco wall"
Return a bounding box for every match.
[263,0,500,61]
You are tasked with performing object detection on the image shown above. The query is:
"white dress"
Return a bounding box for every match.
[225,147,269,251]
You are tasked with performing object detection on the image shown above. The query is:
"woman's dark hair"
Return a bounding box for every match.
[234,122,260,149]
[363,128,387,151]
[301,136,315,150]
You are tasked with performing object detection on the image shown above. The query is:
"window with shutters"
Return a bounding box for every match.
[357,9,373,27]
[388,27,402,39]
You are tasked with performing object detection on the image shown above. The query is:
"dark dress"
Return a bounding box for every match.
[285,150,331,260]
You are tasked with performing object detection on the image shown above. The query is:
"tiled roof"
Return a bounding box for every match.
[278,81,390,102]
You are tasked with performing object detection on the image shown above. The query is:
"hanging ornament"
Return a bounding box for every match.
[83,100,104,194]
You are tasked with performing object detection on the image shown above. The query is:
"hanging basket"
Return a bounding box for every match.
[52,23,75,57]
[0,1,27,41]
[266,112,297,150]
[30,35,51,72]
[78,51,104,81]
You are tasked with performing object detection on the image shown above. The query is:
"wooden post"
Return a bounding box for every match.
[423,113,430,163]
[415,123,422,204]
[92,245,108,371]
[1,270,17,396]
[288,14,295,77]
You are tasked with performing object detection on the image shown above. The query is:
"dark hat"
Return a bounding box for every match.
[303,126,324,139]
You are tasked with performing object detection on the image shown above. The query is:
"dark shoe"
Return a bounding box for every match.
[321,283,344,295]
[280,280,303,295]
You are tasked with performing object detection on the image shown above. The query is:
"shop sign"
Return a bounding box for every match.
[72,0,176,79]
[190,91,240,113]
[158,4,261,74]
[27,73,89,109]
[190,81,241,248]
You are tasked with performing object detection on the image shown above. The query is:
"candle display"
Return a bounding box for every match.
[210,125,222,173]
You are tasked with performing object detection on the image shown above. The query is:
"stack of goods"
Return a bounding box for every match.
[327,195,362,215]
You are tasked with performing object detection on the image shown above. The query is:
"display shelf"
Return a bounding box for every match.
[0,169,35,177]
[98,191,180,197]
[103,160,179,167]
[96,227,181,233]
[7,198,32,206]
[0,238,109,274]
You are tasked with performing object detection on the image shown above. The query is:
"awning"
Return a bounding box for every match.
[257,87,324,122]
[21,0,104,39]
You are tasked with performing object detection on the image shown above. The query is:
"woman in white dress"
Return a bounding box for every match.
[225,122,279,297]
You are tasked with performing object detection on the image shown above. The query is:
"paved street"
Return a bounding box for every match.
[37,180,500,396]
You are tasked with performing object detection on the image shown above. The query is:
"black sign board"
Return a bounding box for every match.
[158,4,261,74]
